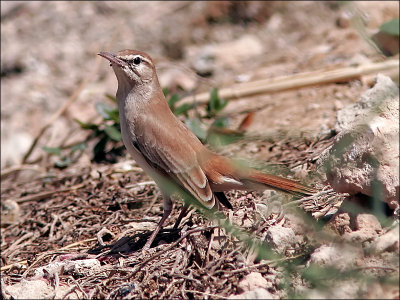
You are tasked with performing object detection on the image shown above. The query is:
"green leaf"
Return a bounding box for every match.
[96,102,114,120]
[55,157,73,168]
[105,94,117,103]
[207,132,241,147]
[217,98,228,112]
[42,146,62,156]
[71,142,87,152]
[106,108,120,123]
[74,118,98,130]
[168,94,181,109]
[380,18,400,36]
[104,124,122,141]
[207,87,219,114]
[162,87,169,97]
[211,117,230,128]
[207,87,228,117]
[173,103,194,116]
[185,118,207,141]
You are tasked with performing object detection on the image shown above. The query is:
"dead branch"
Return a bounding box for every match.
[180,59,399,104]
[21,21,124,165]
[0,260,28,272]
[21,57,101,164]
[59,238,97,250]
[0,165,44,179]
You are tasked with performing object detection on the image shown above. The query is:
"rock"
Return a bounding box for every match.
[256,200,284,223]
[368,223,399,254]
[229,288,276,299]
[188,47,215,76]
[336,11,351,28]
[284,213,310,236]
[186,34,264,74]
[328,212,352,235]
[212,35,264,67]
[0,130,33,168]
[34,261,64,279]
[265,225,297,253]
[2,278,82,299]
[126,221,157,231]
[342,213,382,243]
[238,272,272,292]
[1,199,20,225]
[308,244,363,270]
[363,281,400,300]
[304,279,359,299]
[233,209,254,228]
[64,258,102,276]
[308,244,342,265]
[3,279,53,299]
[355,213,382,233]
[317,74,399,211]
[34,258,101,278]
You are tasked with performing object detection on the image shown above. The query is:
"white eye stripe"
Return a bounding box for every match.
[119,55,152,66]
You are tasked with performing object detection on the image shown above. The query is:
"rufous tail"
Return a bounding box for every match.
[246,170,316,196]
[201,154,316,197]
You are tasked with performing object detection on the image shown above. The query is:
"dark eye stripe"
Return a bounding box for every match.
[122,56,151,65]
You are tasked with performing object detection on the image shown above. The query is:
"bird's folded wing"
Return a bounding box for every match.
[133,116,215,208]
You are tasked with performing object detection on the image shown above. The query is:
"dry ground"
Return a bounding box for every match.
[1,1,399,299]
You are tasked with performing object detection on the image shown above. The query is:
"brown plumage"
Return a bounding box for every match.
[98,49,316,249]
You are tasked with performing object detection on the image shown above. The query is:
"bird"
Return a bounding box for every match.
[98,49,316,249]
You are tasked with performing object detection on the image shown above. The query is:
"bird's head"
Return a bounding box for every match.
[98,49,156,86]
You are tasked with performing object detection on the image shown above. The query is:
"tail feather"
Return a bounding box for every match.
[246,170,316,196]
[201,154,316,198]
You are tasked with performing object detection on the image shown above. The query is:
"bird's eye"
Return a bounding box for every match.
[133,57,141,65]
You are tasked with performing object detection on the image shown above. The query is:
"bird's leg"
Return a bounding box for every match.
[143,194,172,250]
[173,204,190,229]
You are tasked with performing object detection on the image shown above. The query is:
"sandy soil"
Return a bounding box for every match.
[1,1,399,299]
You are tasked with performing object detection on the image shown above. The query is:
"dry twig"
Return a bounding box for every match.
[21,56,103,164]
[0,165,44,179]
[180,59,399,105]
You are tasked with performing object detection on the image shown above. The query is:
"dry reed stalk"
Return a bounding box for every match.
[180,59,399,104]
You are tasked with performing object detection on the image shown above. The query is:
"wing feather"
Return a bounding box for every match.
[132,111,215,208]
